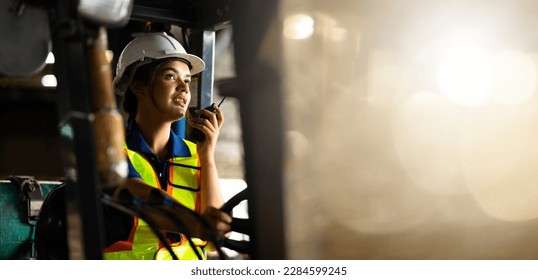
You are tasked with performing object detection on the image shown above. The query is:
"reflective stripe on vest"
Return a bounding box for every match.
[104,139,206,260]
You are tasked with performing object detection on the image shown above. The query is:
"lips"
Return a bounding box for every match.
[172,96,186,106]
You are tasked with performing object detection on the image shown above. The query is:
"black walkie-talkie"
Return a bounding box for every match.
[189,96,227,142]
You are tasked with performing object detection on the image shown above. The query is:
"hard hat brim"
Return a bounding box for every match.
[177,53,205,76]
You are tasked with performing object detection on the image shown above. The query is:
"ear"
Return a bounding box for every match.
[129,81,147,97]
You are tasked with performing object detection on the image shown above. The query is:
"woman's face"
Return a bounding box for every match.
[143,60,192,122]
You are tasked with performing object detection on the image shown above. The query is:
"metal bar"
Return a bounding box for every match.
[47,0,105,260]
[230,0,286,259]
[190,30,216,109]
[131,0,231,30]
[179,30,214,140]
[131,5,196,27]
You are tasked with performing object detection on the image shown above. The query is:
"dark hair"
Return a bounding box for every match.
[122,60,162,122]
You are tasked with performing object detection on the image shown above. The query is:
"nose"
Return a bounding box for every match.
[176,79,189,93]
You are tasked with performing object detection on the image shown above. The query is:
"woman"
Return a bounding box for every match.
[103,32,231,260]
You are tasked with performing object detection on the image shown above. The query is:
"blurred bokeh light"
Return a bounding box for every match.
[281,0,538,259]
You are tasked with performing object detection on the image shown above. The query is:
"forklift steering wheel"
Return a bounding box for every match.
[219,188,251,256]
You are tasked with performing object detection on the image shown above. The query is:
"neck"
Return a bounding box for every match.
[134,114,171,160]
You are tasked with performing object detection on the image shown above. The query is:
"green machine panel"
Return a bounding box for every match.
[0,179,62,260]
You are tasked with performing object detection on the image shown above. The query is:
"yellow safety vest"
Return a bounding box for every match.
[103,139,207,260]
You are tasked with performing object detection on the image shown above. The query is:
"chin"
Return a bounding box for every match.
[176,111,186,120]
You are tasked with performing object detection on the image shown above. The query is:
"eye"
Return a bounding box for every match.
[184,79,191,85]
[164,73,177,80]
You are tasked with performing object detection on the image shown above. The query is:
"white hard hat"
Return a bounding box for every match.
[113,32,205,96]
